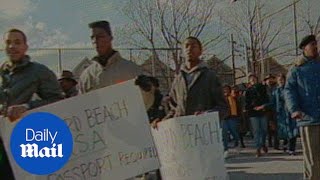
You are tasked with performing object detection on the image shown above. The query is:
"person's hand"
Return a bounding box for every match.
[151,118,162,130]
[134,75,152,92]
[291,111,303,120]
[7,104,28,122]
[254,105,264,111]
[194,111,205,115]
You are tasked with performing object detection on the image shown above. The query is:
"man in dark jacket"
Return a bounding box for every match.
[167,36,228,119]
[245,74,269,157]
[58,70,78,98]
[284,35,320,179]
[0,29,63,179]
[264,74,279,149]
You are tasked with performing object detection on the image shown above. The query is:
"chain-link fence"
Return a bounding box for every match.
[0,47,180,93]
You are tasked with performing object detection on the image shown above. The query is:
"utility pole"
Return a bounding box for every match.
[247,0,256,75]
[293,0,299,56]
[58,48,62,74]
[230,34,236,85]
[257,0,265,80]
[245,46,250,82]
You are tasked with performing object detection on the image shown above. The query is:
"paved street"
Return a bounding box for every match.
[142,138,304,180]
[226,138,303,180]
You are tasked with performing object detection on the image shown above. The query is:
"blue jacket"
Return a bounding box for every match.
[273,86,298,138]
[284,55,320,126]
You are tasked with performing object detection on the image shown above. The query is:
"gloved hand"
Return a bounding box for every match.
[134,75,152,92]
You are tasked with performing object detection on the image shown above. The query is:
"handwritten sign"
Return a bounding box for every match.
[152,112,228,180]
[0,80,159,180]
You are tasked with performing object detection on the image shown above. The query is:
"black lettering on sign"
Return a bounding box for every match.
[103,106,115,121]
[92,130,106,150]
[209,120,220,144]
[73,130,107,156]
[47,155,112,180]
[115,99,129,118]
[71,167,82,180]
[118,146,157,166]
[194,123,203,146]
[180,121,220,148]
[163,128,179,150]
[73,133,89,155]
[64,116,82,132]
[84,99,129,128]
[84,108,96,128]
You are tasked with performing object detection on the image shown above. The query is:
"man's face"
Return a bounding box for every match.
[304,41,319,58]
[183,38,202,63]
[231,89,239,97]
[249,76,258,85]
[265,78,275,86]
[277,76,285,87]
[59,79,75,93]
[223,87,231,96]
[91,27,112,56]
[4,32,28,63]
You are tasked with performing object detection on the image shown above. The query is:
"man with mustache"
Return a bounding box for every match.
[284,34,320,180]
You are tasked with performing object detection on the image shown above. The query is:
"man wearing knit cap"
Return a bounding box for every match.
[284,34,320,180]
[79,20,144,93]
[58,70,78,98]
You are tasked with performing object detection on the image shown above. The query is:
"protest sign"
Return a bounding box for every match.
[0,80,159,180]
[152,112,228,180]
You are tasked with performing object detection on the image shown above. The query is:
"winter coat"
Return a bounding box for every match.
[284,55,320,126]
[0,55,63,112]
[273,86,298,139]
[168,61,228,119]
[79,52,143,93]
[245,83,269,117]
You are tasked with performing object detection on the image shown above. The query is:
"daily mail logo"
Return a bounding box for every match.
[20,129,63,158]
[10,112,73,175]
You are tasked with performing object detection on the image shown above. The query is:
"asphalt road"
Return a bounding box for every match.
[225,138,303,180]
[138,138,304,180]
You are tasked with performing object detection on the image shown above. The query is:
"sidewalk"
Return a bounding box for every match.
[225,138,303,180]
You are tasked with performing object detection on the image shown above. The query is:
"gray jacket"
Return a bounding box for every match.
[0,56,63,111]
[168,61,228,118]
[79,52,143,93]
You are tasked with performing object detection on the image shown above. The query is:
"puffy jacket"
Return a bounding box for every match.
[284,55,320,126]
[0,55,63,111]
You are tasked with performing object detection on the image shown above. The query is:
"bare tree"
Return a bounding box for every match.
[220,0,292,78]
[298,0,320,36]
[121,0,221,73]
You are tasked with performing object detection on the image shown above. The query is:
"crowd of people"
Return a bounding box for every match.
[221,73,299,158]
[0,20,319,180]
